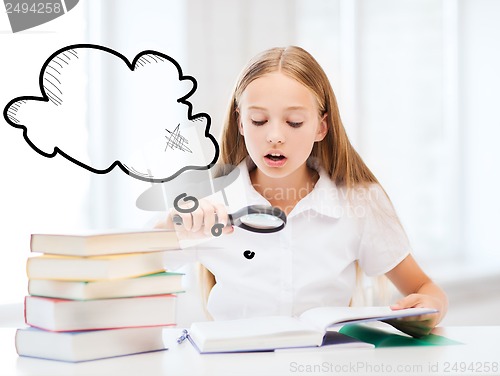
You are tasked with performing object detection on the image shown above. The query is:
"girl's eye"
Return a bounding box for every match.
[287,121,303,128]
[251,119,267,126]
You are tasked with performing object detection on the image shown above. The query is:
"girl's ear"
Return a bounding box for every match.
[315,113,328,142]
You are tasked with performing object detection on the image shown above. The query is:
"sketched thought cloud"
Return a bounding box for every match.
[3,44,219,183]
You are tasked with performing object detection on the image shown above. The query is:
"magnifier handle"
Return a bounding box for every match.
[172,213,232,226]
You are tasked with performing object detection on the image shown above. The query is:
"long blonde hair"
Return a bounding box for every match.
[200,46,390,313]
[221,46,378,186]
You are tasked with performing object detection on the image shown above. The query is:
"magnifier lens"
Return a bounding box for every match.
[240,213,284,229]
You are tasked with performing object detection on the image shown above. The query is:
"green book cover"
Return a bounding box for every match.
[339,324,462,348]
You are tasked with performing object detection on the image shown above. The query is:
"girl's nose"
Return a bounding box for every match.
[266,122,285,144]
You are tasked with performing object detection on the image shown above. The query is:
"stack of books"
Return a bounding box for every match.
[15,230,183,362]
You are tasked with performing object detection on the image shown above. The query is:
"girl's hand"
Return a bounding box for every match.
[387,293,443,337]
[156,199,234,239]
[385,255,448,337]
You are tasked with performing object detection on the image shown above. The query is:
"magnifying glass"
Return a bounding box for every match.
[173,205,287,235]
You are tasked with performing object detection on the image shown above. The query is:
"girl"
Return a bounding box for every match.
[156,46,447,337]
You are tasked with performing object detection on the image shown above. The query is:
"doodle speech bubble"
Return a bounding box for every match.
[3,44,219,183]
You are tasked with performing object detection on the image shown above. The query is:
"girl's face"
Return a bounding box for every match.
[237,72,327,180]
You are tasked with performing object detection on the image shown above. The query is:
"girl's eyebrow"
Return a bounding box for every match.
[247,105,267,111]
[246,105,307,111]
[285,106,307,111]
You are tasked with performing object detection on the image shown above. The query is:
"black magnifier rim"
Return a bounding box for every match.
[228,205,287,233]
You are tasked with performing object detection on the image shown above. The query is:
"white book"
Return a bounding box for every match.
[30,229,179,256]
[16,326,167,362]
[25,295,177,331]
[186,306,438,353]
[26,251,171,281]
[28,272,183,300]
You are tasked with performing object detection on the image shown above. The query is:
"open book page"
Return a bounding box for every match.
[189,316,323,353]
[298,306,438,332]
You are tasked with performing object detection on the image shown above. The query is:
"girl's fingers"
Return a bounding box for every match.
[170,199,232,236]
[202,201,231,235]
[390,293,440,324]
[208,202,232,236]
[390,294,421,310]
[222,225,234,235]
[172,211,193,231]
[202,203,217,235]
[191,203,209,233]
[213,202,230,227]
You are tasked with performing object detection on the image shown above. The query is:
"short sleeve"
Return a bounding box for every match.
[356,185,411,277]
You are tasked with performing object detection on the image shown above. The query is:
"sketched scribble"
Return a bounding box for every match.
[165,124,192,153]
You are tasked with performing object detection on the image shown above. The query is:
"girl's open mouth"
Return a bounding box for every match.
[264,153,287,167]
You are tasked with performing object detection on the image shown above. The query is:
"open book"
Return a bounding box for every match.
[185,306,437,353]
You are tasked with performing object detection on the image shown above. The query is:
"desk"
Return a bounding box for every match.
[1,326,499,376]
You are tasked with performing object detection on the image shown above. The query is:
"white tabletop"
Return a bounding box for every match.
[1,326,499,376]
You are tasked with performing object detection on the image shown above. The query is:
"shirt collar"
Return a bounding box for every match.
[235,157,343,219]
[292,158,343,219]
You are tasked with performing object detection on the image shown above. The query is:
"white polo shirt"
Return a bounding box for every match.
[164,157,411,321]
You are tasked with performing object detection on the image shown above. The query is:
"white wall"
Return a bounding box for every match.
[0,2,89,304]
